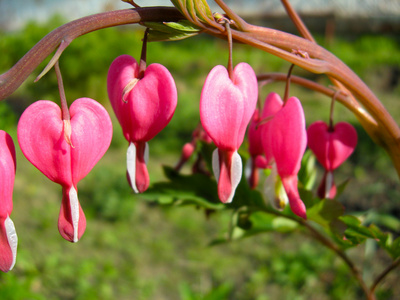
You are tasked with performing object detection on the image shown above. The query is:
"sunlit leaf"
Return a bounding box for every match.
[163,20,201,32]
[194,0,214,23]
[144,21,200,42]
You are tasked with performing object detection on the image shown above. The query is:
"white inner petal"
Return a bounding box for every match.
[325,171,334,199]
[69,187,80,243]
[212,148,219,182]
[244,157,252,180]
[5,216,18,271]
[144,142,149,164]
[226,151,242,203]
[127,142,139,193]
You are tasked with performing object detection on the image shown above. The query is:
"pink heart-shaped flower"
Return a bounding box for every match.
[200,63,258,151]
[307,121,357,171]
[200,63,258,203]
[18,98,113,242]
[107,54,177,142]
[0,130,17,272]
[107,54,177,193]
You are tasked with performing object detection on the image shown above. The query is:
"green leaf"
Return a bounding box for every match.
[170,0,185,15]
[307,199,345,227]
[147,30,199,42]
[143,20,201,42]
[194,0,214,23]
[368,224,392,251]
[246,211,298,235]
[339,215,375,246]
[163,20,201,32]
[298,149,317,190]
[390,237,400,259]
[334,178,351,200]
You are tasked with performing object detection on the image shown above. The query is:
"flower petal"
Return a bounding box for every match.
[200,63,257,150]
[0,131,16,219]
[269,96,307,177]
[212,149,242,203]
[58,186,86,243]
[107,55,177,142]
[17,100,72,186]
[69,98,113,184]
[281,175,307,219]
[0,216,17,272]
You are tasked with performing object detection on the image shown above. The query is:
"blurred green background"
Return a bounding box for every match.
[0,10,400,300]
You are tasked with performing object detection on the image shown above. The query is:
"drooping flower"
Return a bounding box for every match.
[200,63,258,203]
[245,109,269,189]
[307,121,357,199]
[107,54,177,193]
[17,98,113,242]
[0,130,17,272]
[261,93,307,219]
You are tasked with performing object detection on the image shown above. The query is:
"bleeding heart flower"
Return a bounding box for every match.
[17,98,112,242]
[107,54,177,193]
[0,131,17,272]
[200,63,258,203]
[261,93,307,219]
[307,121,357,199]
[245,109,269,189]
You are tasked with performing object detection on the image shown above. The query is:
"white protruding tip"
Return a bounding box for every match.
[144,142,149,164]
[244,157,252,180]
[226,151,242,203]
[5,216,18,271]
[69,187,80,243]
[325,171,334,199]
[212,148,219,181]
[127,142,139,193]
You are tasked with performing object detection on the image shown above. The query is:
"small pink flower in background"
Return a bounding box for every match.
[200,63,258,203]
[17,98,112,242]
[0,131,17,272]
[261,93,307,219]
[246,109,269,189]
[307,121,358,199]
[107,54,177,193]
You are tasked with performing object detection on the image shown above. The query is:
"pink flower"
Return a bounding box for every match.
[0,131,17,272]
[107,55,177,193]
[17,98,112,242]
[246,109,269,189]
[261,93,307,219]
[307,121,357,199]
[200,63,258,203]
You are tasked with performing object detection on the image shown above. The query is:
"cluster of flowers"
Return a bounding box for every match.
[0,53,357,273]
